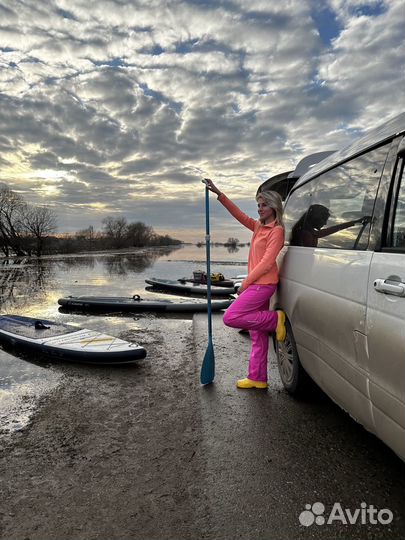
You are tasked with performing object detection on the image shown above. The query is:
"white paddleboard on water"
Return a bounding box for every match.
[0,315,147,365]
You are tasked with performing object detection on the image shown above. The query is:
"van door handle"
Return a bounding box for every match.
[373,278,405,297]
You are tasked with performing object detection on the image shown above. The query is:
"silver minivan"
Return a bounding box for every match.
[275,113,405,460]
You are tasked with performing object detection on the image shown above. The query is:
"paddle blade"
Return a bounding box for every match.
[200,341,215,385]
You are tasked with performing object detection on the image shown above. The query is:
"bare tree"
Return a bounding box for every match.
[102,216,128,248]
[126,221,154,246]
[0,186,27,257]
[23,205,57,257]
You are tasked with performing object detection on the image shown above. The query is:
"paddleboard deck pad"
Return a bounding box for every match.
[145,277,236,296]
[0,315,147,364]
[58,295,233,313]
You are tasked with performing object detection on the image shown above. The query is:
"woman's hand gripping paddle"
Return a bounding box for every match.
[200,181,215,385]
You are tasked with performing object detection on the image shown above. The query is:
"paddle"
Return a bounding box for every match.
[200,181,215,385]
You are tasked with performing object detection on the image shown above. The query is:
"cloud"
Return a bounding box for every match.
[317,0,404,128]
[0,0,403,241]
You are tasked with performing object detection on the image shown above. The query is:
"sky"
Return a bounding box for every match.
[0,0,404,243]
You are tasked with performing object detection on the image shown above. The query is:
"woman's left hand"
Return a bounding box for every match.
[234,278,247,295]
[236,283,246,295]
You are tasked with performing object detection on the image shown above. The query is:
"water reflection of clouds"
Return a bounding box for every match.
[0,353,61,434]
[56,257,96,270]
[86,277,110,286]
[0,245,248,437]
[103,247,181,276]
[0,248,183,312]
[51,247,182,275]
[0,260,55,313]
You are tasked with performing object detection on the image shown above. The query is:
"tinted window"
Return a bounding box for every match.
[392,163,405,249]
[284,182,315,246]
[288,144,390,250]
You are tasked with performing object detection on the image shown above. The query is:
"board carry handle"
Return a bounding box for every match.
[34,320,50,330]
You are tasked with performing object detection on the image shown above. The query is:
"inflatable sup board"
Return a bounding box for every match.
[58,295,233,313]
[178,277,235,288]
[145,277,236,296]
[0,315,147,364]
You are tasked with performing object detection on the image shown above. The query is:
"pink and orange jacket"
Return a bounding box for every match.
[218,193,285,289]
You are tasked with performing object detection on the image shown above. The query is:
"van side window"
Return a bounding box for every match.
[289,144,390,250]
[392,162,405,249]
[283,183,315,245]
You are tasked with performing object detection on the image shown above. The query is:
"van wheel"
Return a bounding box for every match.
[276,319,311,396]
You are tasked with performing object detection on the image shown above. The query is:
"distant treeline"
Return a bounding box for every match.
[196,237,249,248]
[0,185,181,258]
[60,218,182,253]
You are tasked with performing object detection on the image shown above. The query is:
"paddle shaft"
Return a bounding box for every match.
[200,184,215,385]
[205,186,213,339]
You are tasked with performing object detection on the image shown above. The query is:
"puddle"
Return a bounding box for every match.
[0,350,62,435]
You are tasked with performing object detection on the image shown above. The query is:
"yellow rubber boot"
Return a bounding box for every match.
[236,378,268,389]
[276,310,286,342]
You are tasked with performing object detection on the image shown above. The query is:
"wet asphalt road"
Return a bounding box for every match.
[193,313,405,540]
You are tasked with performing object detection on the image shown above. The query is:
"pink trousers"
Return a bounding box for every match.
[223,284,278,382]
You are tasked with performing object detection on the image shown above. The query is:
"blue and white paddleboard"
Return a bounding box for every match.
[0,315,147,365]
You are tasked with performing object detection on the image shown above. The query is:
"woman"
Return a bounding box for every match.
[204,178,286,390]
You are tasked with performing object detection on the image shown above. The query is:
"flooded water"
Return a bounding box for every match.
[0,244,248,434]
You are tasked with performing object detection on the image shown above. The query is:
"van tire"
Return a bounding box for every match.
[276,319,312,396]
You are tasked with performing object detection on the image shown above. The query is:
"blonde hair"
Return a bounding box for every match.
[256,190,284,228]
